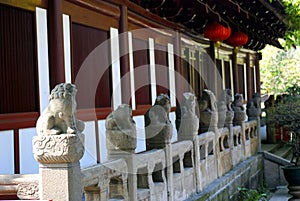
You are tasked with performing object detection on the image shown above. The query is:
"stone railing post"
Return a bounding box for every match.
[246,93,262,152]
[33,134,84,201]
[33,83,85,201]
[232,93,247,157]
[106,104,137,201]
[198,89,218,134]
[176,92,200,192]
[145,94,173,201]
[219,89,235,154]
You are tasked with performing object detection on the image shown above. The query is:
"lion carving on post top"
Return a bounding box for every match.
[36,83,85,135]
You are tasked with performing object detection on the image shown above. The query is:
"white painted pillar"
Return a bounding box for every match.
[253,66,257,93]
[221,58,226,89]
[63,14,72,84]
[149,38,157,104]
[128,32,136,110]
[36,7,50,113]
[110,28,122,110]
[229,60,234,97]
[168,43,176,107]
[244,63,248,101]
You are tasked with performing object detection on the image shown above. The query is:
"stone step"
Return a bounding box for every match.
[261,143,282,153]
[261,143,292,162]
[272,145,292,159]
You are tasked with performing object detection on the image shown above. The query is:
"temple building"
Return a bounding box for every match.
[0,0,287,200]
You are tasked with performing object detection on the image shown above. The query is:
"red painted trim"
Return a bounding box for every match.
[0,112,39,131]
[132,105,151,116]
[77,108,112,121]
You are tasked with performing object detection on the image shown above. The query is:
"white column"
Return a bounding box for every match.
[128,32,136,110]
[244,63,248,101]
[253,66,257,93]
[229,60,234,96]
[168,43,176,107]
[63,14,72,83]
[221,58,226,89]
[149,38,157,104]
[110,27,122,110]
[36,7,50,113]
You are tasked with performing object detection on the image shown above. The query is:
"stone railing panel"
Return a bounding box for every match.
[134,149,167,201]
[248,120,259,155]
[231,126,244,166]
[244,122,252,158]
[196,132,217,190]
[171,140,196,200]
[217,128,232,177]
[81,158,128,201]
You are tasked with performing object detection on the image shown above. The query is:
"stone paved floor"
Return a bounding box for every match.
[269,186,291,201]
[260,127,292,201]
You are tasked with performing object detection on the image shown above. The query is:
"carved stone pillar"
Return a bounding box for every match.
[176,92,201,192]
[232,94,246,126]
[33,133,84,201]
[246,93,262,152]
[198,89,218,133]
[177,92,199,141]
[33,83,85,201]
[144,94,174,201]
[106,104,137,201]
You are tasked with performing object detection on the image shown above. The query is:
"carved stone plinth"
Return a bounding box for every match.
[33,133,84,201]
[17,182,39,200]
[200,111,218,133]
[233,111,246,125]
[106,129,136,153]
[225,110,234,126]
[146,123,172,149]
[178,118,199,141]
[33,133,84,164]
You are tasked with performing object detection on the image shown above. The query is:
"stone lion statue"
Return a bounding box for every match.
[223,89,233,111]
[232,93,245,112]
[145,94,171,127]
[181,92,198,118]
[105,104,135,131]
[198,89,217,113]
[36,83,85,135]
[246,93,261,117]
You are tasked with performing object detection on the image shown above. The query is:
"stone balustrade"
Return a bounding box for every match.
[171,140,196,200]
[81,158,128,200]
[0,89,261,201]
[0,174,39,200]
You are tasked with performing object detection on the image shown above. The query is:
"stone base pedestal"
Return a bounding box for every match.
[33,133,84,201]
[146,124,172,149]
[40,162,83,201]
[288,185,300,200]
[178,118,199,141]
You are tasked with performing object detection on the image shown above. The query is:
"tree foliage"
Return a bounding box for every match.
[270,0,300,48]
[282,0,300,48]
[260,45,300,95]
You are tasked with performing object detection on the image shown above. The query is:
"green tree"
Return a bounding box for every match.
[271,0,300,48]
[260,45,300,95]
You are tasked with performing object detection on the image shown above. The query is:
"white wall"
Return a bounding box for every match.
[133,115,147,153]
[98,119,107,162]
[0,130,14,174]
[80,121,98,168]
[19,128,39,174]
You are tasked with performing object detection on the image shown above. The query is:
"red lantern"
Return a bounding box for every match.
[226,31,248,48]
[203,22,232,45]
